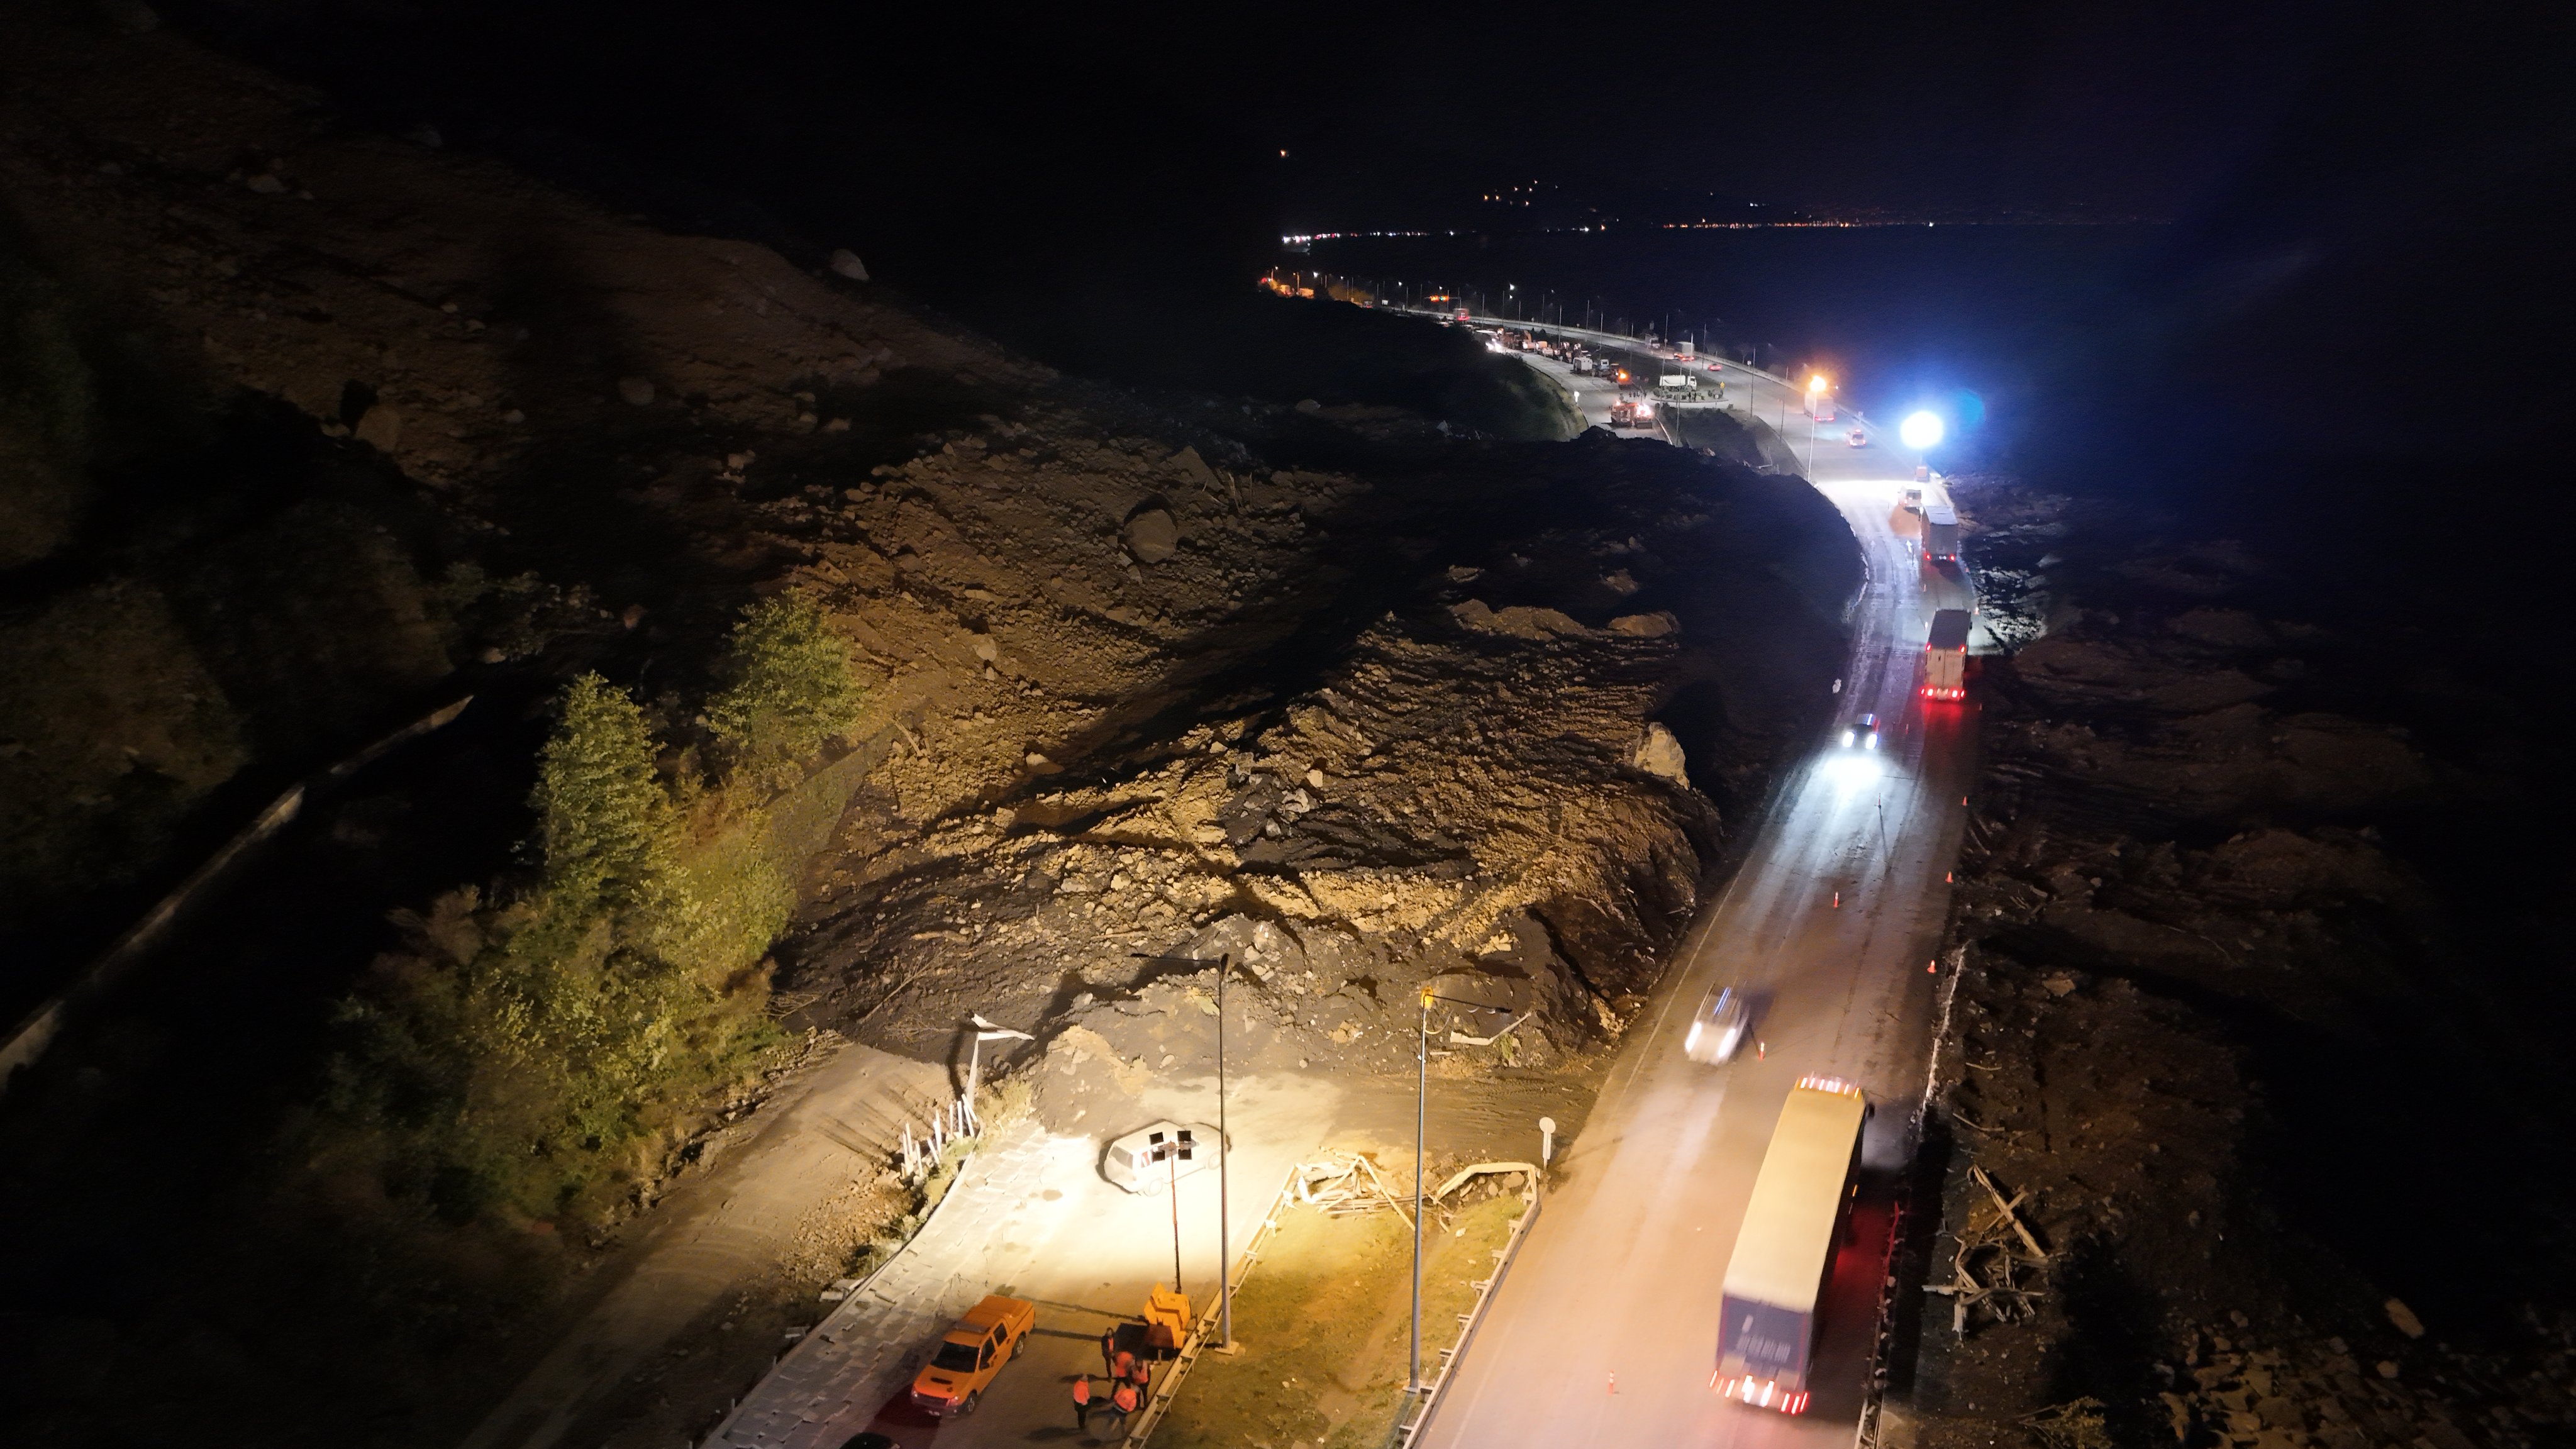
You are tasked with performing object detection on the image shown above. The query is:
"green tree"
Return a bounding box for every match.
[322,660,842,1228]
[705,593,863,785]
[530,672,675,918]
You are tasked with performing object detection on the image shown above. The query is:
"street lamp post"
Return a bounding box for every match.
[1149,1130,1192,1294]
[1804,374,1832,477]
[1216,952,1235,1350]
[1130,953,1240,1350]
[1411,987,1426,1393]
[964,1016,1033,1126]
[1409,985,1496,1394]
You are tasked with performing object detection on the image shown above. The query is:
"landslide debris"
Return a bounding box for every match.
[0,14,1858,1449]
[771,424,1858,1079]
[1891,476,2573,1449]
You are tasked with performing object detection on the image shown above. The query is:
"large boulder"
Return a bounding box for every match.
[1632,722,1690,788]
[1124,507,1179,565]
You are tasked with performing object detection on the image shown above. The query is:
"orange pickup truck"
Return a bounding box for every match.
[909,1294,1038,1416]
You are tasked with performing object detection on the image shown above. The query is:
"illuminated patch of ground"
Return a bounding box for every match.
[1153,1189,1527,1449]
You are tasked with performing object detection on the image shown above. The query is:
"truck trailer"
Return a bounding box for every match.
[1716,1076,1870,1414]
[1923,609,1971,701]
[1921,503,1960,563]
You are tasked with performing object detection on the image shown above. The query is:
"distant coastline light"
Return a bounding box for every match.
[1900,411,1945,449]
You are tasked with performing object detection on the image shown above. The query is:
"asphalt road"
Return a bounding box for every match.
[1416,340,1977,1449]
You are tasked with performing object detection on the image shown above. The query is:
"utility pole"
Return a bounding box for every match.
[1216,953,1235,1351]
[1410,987,1485,1395]
[1127,954,1237,1350]
[1162,1135,1185,1294]
[1411,987,1428,1393]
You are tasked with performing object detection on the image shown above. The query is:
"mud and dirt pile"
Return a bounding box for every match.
[764,407,1858,1083]
[0,14,1859,1448]
[1889,477,2573,1449]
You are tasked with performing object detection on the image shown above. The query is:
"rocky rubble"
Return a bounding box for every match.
[1890,476,2571,1449]
[773,420,1856,1072]
[0,14,1863,1449]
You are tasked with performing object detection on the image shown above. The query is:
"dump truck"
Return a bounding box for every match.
[1716,1076,1870,1415]
[909,1293,1037,1416]
[1923,609,1971,701]
[1921,503,1960,563]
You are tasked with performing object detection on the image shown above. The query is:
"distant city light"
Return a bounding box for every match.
[1280,231,1432,245]
[1900,411,1945,449]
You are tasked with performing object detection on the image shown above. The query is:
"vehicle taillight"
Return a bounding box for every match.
[1715,1374,1804,1412]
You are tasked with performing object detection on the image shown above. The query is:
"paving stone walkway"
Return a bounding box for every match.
[707,1121,1069,1449]
[457,1041,947,1449]
[706,1072,1343,1449]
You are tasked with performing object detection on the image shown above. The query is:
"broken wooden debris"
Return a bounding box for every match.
[1924,1163,2051,1334]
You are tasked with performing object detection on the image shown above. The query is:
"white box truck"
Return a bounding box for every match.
[1921,503,1960,563]
[1716,1076,1871,1416]
[1923,609,1971,701]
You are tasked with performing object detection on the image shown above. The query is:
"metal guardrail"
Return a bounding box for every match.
[1850,1200,1909,1449]
[1848,943,1973,1449]
[1126,1159,1307,1446]
[1388,1180,1544,1448]
[1130,1163,1543,1449]
[692,1104,1003,1449]
[1385,306,1799,394]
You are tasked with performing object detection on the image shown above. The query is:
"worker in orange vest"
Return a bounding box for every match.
[1127,1356,1153,1394]
[1109,1375,1141,1427]
[1071,1374,1092,1430]
[1110,1346,1138,1384]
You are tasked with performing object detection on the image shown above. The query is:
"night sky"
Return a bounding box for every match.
[164,3,2557,237]
[162,0,2573,425]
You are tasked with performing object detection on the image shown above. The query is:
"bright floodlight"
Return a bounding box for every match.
[1807,374,1829,392]
[1899,411,1945,449]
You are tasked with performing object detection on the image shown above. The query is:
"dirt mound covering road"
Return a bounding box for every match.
[0,14,1858,1449]
[770,423,1857,1074]
[1888,477,2573,1449]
